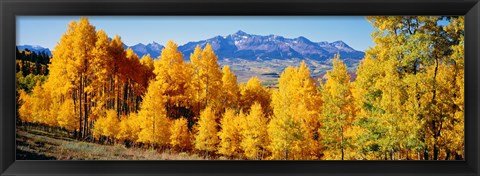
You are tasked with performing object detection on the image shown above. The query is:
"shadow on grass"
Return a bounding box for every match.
[26,128,74,142]
[16,148,57,160]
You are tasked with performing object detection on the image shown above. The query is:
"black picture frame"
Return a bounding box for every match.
[1,0,479,176]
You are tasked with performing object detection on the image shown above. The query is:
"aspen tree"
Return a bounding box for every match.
[320,55,356,160]
[217,109,242,158]
[194,106,219,155]
[170,118,192,151]
[240,102,268,160]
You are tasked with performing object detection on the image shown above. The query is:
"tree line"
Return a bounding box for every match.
[17,16,464,160]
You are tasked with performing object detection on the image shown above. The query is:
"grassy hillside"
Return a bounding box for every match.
[16,126,207,160]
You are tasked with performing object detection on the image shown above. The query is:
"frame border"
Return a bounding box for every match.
[1,0,479,176]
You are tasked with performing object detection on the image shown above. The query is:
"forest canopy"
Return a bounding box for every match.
[17,16,464,160]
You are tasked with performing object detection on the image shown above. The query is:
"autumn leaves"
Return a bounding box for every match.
[17,16,464,160]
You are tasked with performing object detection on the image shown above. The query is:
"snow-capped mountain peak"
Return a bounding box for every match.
[18,31,365,67]
[17,45,52,56]
[234,30,248,36]
[129,42,164,58]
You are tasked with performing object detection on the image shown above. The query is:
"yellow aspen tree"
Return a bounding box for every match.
[104,110,120,140]
[431,63,459,160]
[220,66,241,111]
[92,115,105,140]
[240,77,272,115]
[137,80,171,147]
[351,55,386,160]
[30,83,55,126]
[116,113,142,143]
[428,16,464,160]
[379,59,416,160]
[92,109,119,142]
[187,46,204,116]
[441,16,464,159]
[194,106,219,155]
[49,21,75,97]
[154,40,192,118]
[46,21,78,135]
[45,17,97,138]
[117,115,133,142]
[295,61,322,160]
[268,67,303,160]
[217,108,242,158]
[90,30,112,121]
[132,54,156,114]
[189,44,223,114]
[240,102,269,160]
[138,54,155,97]
[320,54,357,160]
[72,17,97,139]
[116,116,129,141]
[200,44,223,110]
[56,98,79,131]
[268,61,321,160]
[355,17,419,160]
[170,118,192,151]
[18,90,33,123]
[364,16,464,160]
[267,97,304,160]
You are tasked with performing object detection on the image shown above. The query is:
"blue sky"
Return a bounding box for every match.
[17,16,375,51]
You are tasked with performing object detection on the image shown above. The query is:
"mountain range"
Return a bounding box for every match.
[17,30,364,63]
[16,45,52,56]
[18,31,365,83]
[178,30,364,62]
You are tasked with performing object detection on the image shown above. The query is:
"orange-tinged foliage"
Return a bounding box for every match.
[155,41,191,108]
[240,77,272,115]
[16,16,464,160]
[170,118,192,151]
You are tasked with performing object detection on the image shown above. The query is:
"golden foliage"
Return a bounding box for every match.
[93,109,120,140]
[320,55,357,160]
[217,109,242,157]
[269,61,322,160]
[240,77,272,115]
[170,118,192,151]
[137,81,171,146]
[221,66,241,110]
[189,44,223,114]
[194,106,219,153]
[240,102,268,160]
[16,16,464,160]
